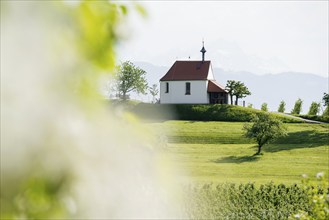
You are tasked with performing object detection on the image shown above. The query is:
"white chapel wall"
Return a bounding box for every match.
[160,80,208,104]
[207,64,215,80]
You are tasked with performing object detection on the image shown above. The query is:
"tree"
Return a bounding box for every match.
[226,80,251,105]
[243,113,287,155]
[308,102,320,116]
[225,80,237,105]
[233,81,251,105]
[149,84,159,103]
[247,103,253,108]
[277,100,286,113]
[323,93,329,106]
[261,103,268,112]
[323,106,329,117]
[115,61,148,100]
[322,93,329,116]
[291,98,303,115]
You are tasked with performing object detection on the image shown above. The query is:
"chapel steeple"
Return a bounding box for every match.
[200,40,206,62]
[200,41,207,63]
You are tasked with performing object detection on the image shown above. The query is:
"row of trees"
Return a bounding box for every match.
[259,94,329,116]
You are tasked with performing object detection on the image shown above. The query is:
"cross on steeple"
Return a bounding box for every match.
[200,40,206,63]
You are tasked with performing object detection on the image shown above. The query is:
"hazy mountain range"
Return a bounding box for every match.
[129,62,328,114]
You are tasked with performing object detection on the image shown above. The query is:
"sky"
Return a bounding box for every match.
[118,1,328,77]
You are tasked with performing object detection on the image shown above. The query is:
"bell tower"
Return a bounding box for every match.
[200,41,206,63]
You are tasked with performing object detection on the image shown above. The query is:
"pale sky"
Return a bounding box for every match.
[118,1,328,77]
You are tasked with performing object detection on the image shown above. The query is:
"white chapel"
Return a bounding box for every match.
[159,43,228,104]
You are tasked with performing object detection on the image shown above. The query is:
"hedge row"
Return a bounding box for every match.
[183,182,327,219]
[130,104,303,123]
[294,114,329,123]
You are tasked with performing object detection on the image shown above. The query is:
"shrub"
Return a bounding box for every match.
[261,103,268,112]
[290,173,329,220]
[183,182,312,219]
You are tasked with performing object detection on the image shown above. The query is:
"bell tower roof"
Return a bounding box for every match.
[200,41,206,62]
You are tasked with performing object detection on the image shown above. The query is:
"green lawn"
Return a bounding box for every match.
[149,121,329,185]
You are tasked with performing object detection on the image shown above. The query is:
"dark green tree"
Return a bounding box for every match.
[115,61,148,100]
[243,113,287,155]
[233,81,251,105]
[226,80,251,105]
[225,80,237,105]
[291,98,303,115]
[308,102,320,116]
[277,100,286,113]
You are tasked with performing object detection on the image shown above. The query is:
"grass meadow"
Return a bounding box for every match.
[149,121,329,185]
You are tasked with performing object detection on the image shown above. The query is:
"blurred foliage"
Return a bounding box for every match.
[1,0,146,219]
[290,173,329,220]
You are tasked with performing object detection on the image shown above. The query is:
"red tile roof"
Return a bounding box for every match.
[160,61,211,81]
[208,80,227,93]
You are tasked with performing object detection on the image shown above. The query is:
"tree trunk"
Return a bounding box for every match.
[230,95,233,105]
[122,91,127,100]
[256,145,262,155]
[235,97,239,105]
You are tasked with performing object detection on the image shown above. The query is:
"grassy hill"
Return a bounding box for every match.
[129,103,304,123]
[148,121,329,185]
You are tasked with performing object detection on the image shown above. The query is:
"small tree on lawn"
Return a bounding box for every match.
[291,98,303,115]
[149,84,159,103]
[115,61,148,100]
[278,100,286,113]
[243,113,287,155]
[308,102,320,116]
[261,103,268,112]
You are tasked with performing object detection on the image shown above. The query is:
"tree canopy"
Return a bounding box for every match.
[243,113,287,155]
[115,61,148,100]
[261,103,268,112]
[308,102,320,116]
[291,98,303,115]
[226,80,251,105]
[278,101,286,113]
[323,93,329,107]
